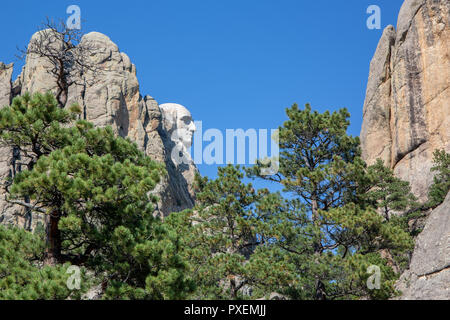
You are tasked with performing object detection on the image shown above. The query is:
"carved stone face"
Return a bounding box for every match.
[159,103,196,149]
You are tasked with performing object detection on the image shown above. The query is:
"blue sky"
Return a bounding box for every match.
[0,0,404,183]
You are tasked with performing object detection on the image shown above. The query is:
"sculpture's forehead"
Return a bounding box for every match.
[160,103,192,119]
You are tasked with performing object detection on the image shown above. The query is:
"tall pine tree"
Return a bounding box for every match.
[167,165,295,299]
[0,93,193,299]
[247,103,413,299]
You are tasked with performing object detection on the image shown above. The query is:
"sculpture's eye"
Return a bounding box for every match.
[181,117,191,125]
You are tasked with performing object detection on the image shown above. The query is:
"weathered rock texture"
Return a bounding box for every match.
[361,0,449,300]
[0,31,196,226]
[0,62,13,107]
[0,63,21,226]
[361,0,450,201]
[396,192,450,299]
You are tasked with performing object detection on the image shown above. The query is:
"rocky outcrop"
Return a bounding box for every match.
[0,63,19,226]
[396,192,450,299]
[361,0,449,300]
[0,31,196,226]
[0,63,13,107]
[360,0,450,200]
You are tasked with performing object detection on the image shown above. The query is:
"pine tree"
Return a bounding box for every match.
[8,124,193,299]
[354,159,419,272]
[166,165,295,299]
[362,159,417,221]
[0,225,90,299]
[0,92,82,263]
[427,149,450,208]
[0,92,81,170]
[247,103,413,300]
[0,93,193,299]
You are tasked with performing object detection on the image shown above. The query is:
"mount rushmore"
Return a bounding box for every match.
[0,31,198,227]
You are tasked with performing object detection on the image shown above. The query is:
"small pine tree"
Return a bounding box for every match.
[427,149,450,208]
[363,159,417,221]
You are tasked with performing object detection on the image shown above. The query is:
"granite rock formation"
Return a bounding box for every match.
[361,0,449,299]
[0,63,21,226]
[0,62,13,107]
[360,0,449,201]
[0,31,196,226]
[396,192,450,299]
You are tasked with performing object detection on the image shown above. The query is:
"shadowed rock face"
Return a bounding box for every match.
[0,63,20,226]
[361,0,449,201]
[0,31,196,227]
[361,0,449,300]
[396,193,450,300]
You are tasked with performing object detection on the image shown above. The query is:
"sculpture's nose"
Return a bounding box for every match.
[190,121,196,133]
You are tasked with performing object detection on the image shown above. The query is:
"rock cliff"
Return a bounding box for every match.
[396,193,450,299]
[0,32,196,226]
[360,0,449,200]
[0,63,13,106]
[361,0,449,299]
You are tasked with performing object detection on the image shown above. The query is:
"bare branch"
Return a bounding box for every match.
[6,199,46,213]
[17,17,102,108]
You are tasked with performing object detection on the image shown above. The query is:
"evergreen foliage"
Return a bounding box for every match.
[0,95,417,300]
[245,104,413,300]
[166,165,295,299]
[0,92,81,169]
[0,225,89,299]
[427,149,450,208]
[0,93,193,299]
[361,159,417,221]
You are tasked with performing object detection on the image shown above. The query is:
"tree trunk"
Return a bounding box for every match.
[56,59,68,108]
[315,280,327,300]
[56,85,68,109]
[44,213,61,266]
[230,278,237,300]
[312,198,319,223]
[311,196,326,300]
